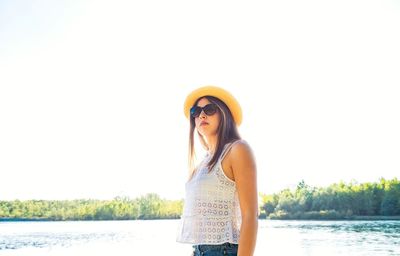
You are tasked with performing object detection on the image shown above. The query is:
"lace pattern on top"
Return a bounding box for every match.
[176,140,244,245]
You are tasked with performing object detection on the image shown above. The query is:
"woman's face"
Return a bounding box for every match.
[194,97,221,137]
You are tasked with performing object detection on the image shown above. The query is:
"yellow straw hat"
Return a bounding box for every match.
[184,85,242,126]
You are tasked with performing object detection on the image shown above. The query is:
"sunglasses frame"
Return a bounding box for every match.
[190,103,218,118]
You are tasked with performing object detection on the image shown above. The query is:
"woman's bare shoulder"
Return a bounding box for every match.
[229,139,255,165]
[231,139,252,153]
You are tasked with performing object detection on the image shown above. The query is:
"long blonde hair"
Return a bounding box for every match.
[188,96,241,178]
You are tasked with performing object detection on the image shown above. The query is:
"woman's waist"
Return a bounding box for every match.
[193,242,238,251]
[183,204,240,216]
[180,212,241,221]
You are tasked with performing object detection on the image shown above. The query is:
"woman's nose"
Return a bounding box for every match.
[199,110,207,119]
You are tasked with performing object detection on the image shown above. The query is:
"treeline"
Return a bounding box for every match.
[0,194,183,221]
[1,178,399,221]
[260,178,400,220]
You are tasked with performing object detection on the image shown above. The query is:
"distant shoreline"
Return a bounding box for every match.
[1,178,399,222]
[1,216,400,222]
[267,215,400,221]
[343,215,400,220]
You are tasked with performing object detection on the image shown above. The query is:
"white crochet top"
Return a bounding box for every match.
[176,140,243,245]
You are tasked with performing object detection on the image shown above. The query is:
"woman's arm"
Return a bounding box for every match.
[230,141,258,256]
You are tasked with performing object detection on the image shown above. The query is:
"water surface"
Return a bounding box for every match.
[1,220,399,255]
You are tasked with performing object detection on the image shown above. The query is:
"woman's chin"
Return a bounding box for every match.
[198,129,217,137]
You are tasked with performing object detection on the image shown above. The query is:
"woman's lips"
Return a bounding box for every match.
[200,122,209,126]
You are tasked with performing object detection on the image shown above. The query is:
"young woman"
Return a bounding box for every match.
[177,86,258,256]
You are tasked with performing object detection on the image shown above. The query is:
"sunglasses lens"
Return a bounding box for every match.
[203,104,217,115]
[190,106,202,117]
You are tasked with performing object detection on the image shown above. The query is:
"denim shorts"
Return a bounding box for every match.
[192,242,238,256]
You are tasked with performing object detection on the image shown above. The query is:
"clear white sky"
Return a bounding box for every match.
[1,0,399,200]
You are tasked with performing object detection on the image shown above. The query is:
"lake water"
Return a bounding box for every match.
[0,220,399,255]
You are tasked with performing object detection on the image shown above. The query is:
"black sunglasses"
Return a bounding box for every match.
[190,103,218,118]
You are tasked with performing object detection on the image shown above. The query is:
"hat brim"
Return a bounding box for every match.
[184,85,242,126]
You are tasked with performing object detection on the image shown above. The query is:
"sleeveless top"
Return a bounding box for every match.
[176,140,243,245]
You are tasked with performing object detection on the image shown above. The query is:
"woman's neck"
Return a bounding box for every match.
[205,135,218,155]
